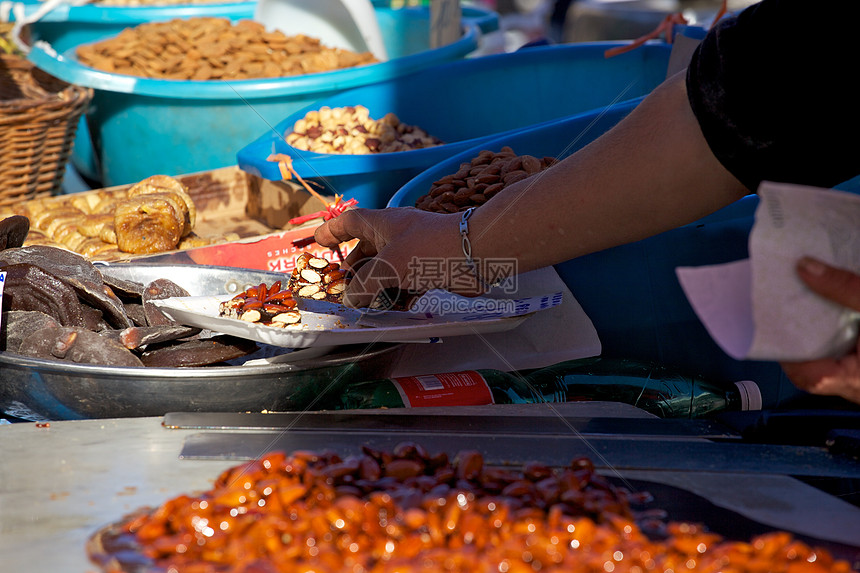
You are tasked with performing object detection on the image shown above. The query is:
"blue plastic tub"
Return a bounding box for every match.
[18,1,256,52]
[20,0,499,53]
[237,41,672,208]
[20,1,258,182]
[24,3,493,186]
[388,112,805,410]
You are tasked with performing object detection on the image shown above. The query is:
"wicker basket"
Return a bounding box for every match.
[0,55,93,207]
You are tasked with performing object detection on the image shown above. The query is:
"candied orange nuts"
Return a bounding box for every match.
[90,445,856,573]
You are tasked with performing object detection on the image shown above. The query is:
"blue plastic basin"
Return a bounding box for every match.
[387,110,805,409]
[20,1,499,53]
[24,3,493,186]
[19,2,256,52]
[237,42,672,208]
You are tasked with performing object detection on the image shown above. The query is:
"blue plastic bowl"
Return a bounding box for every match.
[18,2,256,52]
[25,4,493,187]
[387,109,804,409]
[237,42,672,208]
[20,0,499,53]
[21,1,258,182]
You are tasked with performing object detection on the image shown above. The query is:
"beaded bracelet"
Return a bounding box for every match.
[459,207,501,291]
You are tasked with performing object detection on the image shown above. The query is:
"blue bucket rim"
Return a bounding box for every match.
[26,23,481,98]
[238,96,646,182]
[385,98,644,208]
[15,1,255,22]
[236,41,670,180]
[15,0,497,26]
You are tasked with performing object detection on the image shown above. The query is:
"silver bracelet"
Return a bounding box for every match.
[459,207,500,290]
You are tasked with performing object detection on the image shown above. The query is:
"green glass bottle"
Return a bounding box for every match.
[327,357,762,418]
[523,357,762,418]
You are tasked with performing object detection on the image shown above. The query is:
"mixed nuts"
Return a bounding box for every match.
[285,105,444,155]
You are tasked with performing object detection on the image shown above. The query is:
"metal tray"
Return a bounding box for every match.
[0,264,404,421]
[622,478,860,567]
[94,262,299,297]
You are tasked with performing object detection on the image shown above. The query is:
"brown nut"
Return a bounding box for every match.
[455,450,484,481]
[384,459,425,480]
[521,155,543,174]
[503,170,529,185]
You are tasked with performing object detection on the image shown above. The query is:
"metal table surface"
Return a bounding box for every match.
[1,404,859,572]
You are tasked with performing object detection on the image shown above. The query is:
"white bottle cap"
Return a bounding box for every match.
[734,380,763,411]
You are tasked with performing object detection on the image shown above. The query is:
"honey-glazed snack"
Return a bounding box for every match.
[86,445,855,573]
[114,192,188,254]
[9,174,238,261]
[126,174,197,236]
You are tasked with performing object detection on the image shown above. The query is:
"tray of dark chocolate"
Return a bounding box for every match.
[0,243,403,421]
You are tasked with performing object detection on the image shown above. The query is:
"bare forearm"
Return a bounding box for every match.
[315,72,750,306]
[466,72,749,273]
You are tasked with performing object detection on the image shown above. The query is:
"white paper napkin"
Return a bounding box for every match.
[677,182,860,362]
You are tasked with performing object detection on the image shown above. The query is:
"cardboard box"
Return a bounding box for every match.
[16,166,356,274]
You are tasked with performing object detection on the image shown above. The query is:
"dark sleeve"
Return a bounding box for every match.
[686,0,860,192]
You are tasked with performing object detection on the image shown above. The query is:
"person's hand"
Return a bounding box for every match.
[314,207,484,308]
[779,257,860,405]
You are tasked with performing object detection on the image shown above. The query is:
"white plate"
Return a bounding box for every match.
[150,293,547,348]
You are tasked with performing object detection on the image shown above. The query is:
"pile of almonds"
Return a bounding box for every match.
[415,146,558,213]
[75,18,377,81]
[285,105,444,154]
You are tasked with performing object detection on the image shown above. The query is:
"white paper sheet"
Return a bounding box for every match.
[390,266,602,376]
[678,182,860,362]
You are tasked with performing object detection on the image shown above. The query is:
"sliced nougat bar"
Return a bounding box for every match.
[287,253,349,303]
[219,281,302,328]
